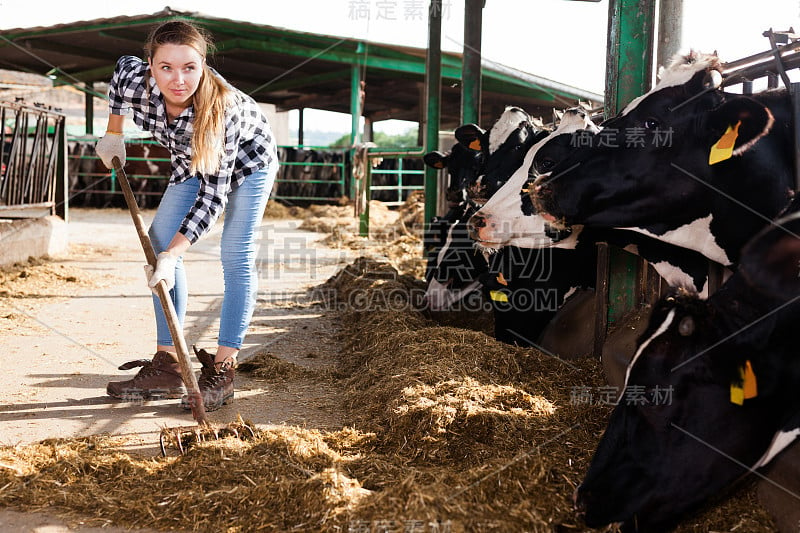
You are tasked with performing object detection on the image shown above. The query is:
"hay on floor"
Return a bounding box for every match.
[0,257,778,532]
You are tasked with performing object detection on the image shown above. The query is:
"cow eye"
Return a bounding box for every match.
[536,157,556,173]
[678,316,695,336]
[643,117,660,130]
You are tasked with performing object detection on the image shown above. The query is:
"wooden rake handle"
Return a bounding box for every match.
[112,156,209,425]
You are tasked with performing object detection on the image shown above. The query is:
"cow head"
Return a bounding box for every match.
[423,138,484,209]
[423,106,542,310]
[424,212,490,311]
[468,107,599,251]
[533,51,792,266]
[575,209,800,531]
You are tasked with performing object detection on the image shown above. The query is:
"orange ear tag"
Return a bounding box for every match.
[730,359,757,405]
[743,360,758,400]
[709,120,741,165]
[468,139,482,151]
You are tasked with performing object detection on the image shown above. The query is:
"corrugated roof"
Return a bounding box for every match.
[0,7,603,128]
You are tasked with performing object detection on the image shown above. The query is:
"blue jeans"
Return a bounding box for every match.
[148,168,276,349]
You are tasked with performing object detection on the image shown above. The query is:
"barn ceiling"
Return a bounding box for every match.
[0,7,603,129]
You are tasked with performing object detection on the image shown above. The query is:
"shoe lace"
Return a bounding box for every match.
[198,361,233,388]
[130,360,163,381]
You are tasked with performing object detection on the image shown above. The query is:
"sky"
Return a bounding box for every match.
[2,0,799,133]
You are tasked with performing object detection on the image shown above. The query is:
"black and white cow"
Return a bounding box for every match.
[424,215,489,310]
[469,108,599,250]
[423,107,594,347]
[422,127,485,217]
[423,106,546,311]
[469,107,718,297]
[574,206,800,531]
[533,51,795,268]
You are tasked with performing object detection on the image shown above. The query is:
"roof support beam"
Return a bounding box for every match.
[461,0,484,125]
[12,37,112,64]
[424,0,443,226]
[597,0,656,357]
[224,37,465,79]
[248,69,351,94]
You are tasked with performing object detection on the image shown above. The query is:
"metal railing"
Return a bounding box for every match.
[274,145,347,203]
[368,149,425,207]
[67,140,351,206]
[1,100,67,218]
[67,137,170,206]
[356,147,425,235]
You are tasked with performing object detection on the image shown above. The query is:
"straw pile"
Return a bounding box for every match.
[295,195,426,278]
[0,257,777,531]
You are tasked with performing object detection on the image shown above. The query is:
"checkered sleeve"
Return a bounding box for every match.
[107,56,148,116]
[177,112,241,243]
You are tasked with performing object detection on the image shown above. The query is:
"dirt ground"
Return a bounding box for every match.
[0,206,376,531]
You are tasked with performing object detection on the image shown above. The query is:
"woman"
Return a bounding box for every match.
[95,19,278,411]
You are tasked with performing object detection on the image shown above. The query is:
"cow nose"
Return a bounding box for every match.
[467,214,485,240]
[470,214,486,229]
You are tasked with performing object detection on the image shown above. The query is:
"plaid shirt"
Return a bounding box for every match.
[108,55,277,243]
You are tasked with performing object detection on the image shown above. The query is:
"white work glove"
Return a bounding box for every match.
[94,132,126,169]
[144,252,178,293]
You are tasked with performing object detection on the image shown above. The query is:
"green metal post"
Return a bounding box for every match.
[350,51,363,146]
[657,0,683,70]
[605,0,655,117]
[397,157,404,205]
[351,44,369,236]
[55,116,68,222]
[604,0,655,324]
[298,107,304,146]
[461,0,483,125]
[423,1,443,230]
[84,82,94,136]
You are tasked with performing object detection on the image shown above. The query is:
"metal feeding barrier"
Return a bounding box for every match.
[0,99,67,218]
[721,28,800,190]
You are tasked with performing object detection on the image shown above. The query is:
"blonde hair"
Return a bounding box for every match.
[145,19,232,175]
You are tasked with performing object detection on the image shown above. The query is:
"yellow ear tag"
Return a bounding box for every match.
[489,290,508,302]
[730,359,757,405]
[496,272,508,286]
[468,139,482,151]
[709,120,741,165]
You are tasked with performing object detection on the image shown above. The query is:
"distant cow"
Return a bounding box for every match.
[275,147,346,202]
[533,51,795,267]
[68,139,170,208]
[574,205,800,531]
[424,106,546,311]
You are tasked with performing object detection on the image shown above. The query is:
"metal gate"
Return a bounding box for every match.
[0,99,67,218]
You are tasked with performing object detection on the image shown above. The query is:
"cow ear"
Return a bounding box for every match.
[706,97,774,165]
[423,151,449,169]
[739,210,800,300]
[532,130,550,144]
[454,124,486,151]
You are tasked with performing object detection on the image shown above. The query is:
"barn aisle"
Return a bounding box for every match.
[0,207,356,457]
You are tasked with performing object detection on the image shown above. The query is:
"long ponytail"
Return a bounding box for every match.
[191,64,231,175]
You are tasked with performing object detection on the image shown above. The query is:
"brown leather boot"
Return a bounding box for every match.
[107,351,186,400]
[180,346,234,412]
